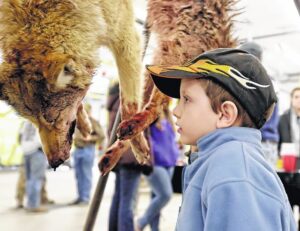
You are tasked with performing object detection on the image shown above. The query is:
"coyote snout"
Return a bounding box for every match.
[40,119,76,169]
[39,98,92,168]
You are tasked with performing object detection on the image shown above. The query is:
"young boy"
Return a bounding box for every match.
[146,48,297,231]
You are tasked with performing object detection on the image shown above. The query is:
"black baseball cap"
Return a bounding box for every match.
[239,42,262,60]
[146,48,277,128]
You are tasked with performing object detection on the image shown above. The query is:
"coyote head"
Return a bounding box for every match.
[0,51,94,168]
[0,0,104,168]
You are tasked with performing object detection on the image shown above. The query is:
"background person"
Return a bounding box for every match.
[15,165,54,208]
[107,82,150,231]
[19,120,47,212]
[136,106,179,231]
[278,87,300,157]
[70,103,105,205]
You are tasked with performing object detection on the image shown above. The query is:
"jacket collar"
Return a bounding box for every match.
[191,127,261,163]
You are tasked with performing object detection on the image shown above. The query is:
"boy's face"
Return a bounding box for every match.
[173,79,219,145]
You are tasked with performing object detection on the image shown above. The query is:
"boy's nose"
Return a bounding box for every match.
[173,105,180,118]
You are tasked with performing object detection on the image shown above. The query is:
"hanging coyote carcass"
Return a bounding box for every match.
[0,0,150,169]
[99,0,238,174]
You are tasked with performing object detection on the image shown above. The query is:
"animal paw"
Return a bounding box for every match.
[98,140,130,175]
[117,111,150,140]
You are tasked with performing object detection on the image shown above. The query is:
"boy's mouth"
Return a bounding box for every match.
[175,123,182,133]
[178,128,182,133]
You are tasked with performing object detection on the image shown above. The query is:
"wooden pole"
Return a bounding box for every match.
[83,16,150,230]
[83,109,121,231]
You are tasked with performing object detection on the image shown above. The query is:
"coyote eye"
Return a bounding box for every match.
[64,65,73,74]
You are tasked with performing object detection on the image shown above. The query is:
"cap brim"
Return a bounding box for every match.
[146,65,202,98]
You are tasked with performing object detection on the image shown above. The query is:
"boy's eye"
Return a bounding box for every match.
[183,96,189,103]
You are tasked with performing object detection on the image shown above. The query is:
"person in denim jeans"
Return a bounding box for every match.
[109,167,142,231]
[72,144,96,204]
[136,107,179,231]
[70,103,105,205]
[107,82,150,231]
[19,121,47,212]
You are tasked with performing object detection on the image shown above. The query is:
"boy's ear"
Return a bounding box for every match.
[216,101,239,128]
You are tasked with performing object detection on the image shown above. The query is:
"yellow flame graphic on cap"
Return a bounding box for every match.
[191,59,270,89]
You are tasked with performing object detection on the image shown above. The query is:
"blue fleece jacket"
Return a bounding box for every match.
[176,127,296,231]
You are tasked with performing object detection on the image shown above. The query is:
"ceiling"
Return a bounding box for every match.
[234,0,300,80]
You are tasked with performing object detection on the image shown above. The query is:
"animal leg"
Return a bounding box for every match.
[99,12,150,173]
[117,87,169,140]
[117,41,180,141]
[99,135,150,176]
[111,23,151,161]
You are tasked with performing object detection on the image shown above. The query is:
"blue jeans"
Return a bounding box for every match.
[24,150,47,209]
[138,166,174,231]
[109,167,141,231]
[73,145,95,202]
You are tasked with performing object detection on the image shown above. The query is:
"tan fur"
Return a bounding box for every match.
[117,0,238,140]
[0,0,149,169]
